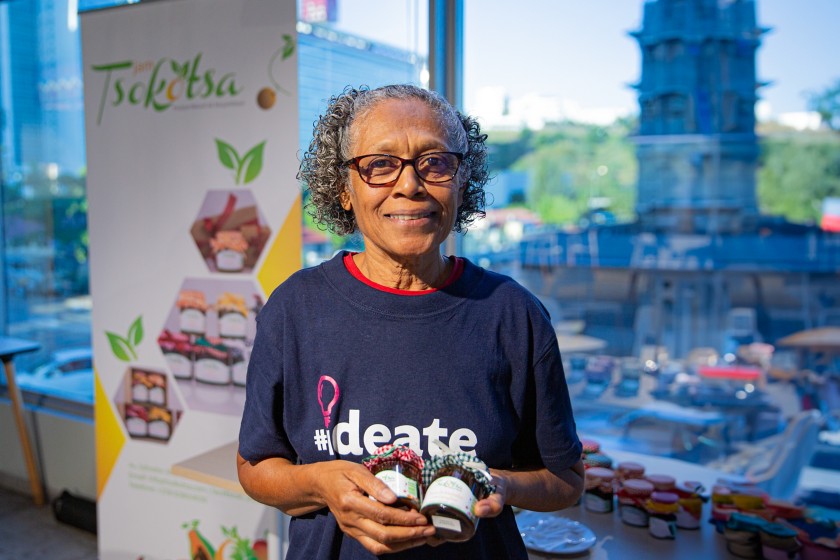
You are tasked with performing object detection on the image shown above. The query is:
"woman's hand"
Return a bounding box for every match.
[473,471,508,518]
[314,461,436,554]
[237,454,435,555]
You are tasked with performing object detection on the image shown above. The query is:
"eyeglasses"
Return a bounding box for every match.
[342,152,463,186]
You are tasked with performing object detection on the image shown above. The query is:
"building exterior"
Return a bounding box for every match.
[514,0,840,359]
[631,0,766,234]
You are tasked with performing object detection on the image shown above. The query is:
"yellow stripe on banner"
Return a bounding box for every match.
[257,194,302,298]
[94,368,126,498]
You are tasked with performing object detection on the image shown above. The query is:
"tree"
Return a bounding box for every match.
[808,78,840,132]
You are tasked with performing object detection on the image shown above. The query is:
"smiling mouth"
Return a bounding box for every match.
[386,212,434,221]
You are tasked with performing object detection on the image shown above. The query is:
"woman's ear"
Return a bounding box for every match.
[339,187,352,211]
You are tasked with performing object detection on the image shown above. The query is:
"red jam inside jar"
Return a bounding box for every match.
[363,445,424,512]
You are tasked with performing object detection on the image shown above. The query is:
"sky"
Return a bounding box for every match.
[331,0,840,119]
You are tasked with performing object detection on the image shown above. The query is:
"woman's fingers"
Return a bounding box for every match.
[316,461,435,554]
[474,470,507,518]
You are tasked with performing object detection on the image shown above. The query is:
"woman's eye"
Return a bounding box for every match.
[368,158,397,170]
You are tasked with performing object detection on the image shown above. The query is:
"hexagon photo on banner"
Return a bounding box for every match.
[112,366,184,444]
[158,277,264,416]
[189,189,272,274]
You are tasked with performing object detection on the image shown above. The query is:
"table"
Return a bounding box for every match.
[171,440,244,494]
[526,449,732,559]
[0,337,44,505]
[173,443,741,559]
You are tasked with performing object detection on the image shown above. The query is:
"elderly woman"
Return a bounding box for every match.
[237,84,583,559]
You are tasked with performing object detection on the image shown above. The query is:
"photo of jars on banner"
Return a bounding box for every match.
[157,277,262,416]
[190,190,271,274]
[113,367,185,443]
[362,442,495,543]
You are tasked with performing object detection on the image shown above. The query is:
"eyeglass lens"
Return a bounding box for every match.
[356,153,460,185]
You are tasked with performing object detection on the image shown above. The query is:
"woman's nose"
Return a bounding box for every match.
[392,163,425,196]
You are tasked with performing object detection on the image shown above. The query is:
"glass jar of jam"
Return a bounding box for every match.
[674,481,705,530]
[420,454,494,543]
[647,491,679,539]
[617,478,654,527]
[363,444,424,511]
[584,467,615,513]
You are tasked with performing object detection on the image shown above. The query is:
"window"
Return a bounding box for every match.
[0,0,428,403]
[462,0,840,494]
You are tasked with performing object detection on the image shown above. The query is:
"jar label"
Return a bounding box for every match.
[619,504,649,527]
[195,358,230,384]
[180,308,205,334]
[375,470,420,501]
[676,509,700,529]
[649,516,676,539]
[422,476,477,522]
[216,249,245,272]
[584,491,614,513]
[431,515,461,533]
[219,312,247,338]
[164,352,192,379]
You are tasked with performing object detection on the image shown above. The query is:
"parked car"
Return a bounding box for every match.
[16,347,93,403]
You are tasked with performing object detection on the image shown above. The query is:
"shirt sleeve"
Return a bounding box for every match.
[510,301,582,476]
[531,340,582,475]
[238,299,297,464]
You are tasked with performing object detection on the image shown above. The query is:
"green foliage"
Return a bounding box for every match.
[757,132,840,223]
[807,78,840,131]
[485,119,840,227]
[486,120,637,225]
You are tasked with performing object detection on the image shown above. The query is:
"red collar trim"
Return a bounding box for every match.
[343,253,464,296]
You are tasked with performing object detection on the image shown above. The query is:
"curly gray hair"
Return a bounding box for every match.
[299,84,488,236]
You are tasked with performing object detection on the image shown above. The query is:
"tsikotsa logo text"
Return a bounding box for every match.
[91,53,242,125]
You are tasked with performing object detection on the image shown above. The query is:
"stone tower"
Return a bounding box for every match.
[631,0,768,233]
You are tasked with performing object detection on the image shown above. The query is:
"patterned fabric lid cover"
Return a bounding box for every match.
[421,449,496,496]
[362,443,424,472]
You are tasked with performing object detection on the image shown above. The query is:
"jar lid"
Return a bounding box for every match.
[680,480,704,493]
[651,491,679,504]
[584,453,613,468]
[617,461,645,475]
[646,474,676,489]
[727,512,767,533]
[761,522,798,539]
[622,478,654,495]
[586,467,615,481]
[421,452,496,496]
[362,443,424,472]
[580,439,601,454]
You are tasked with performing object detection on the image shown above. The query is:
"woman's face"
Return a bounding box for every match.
[340,98,465,262]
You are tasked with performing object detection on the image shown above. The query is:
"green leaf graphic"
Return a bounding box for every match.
[282,34,295,60]
[128,315,144,347]
[170,60,189,78]
[106,331,135,362]
[215,139,239,171]
[239,141,266,184]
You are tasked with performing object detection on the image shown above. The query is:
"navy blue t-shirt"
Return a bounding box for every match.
[239,252,581,559]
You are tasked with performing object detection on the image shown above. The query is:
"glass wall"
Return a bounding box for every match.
[0,0,427,402]
[461,0,840,492]
[0,0,99,404]
[5,0,837,500]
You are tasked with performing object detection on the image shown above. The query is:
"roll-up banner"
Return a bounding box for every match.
[82,0,299,557]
